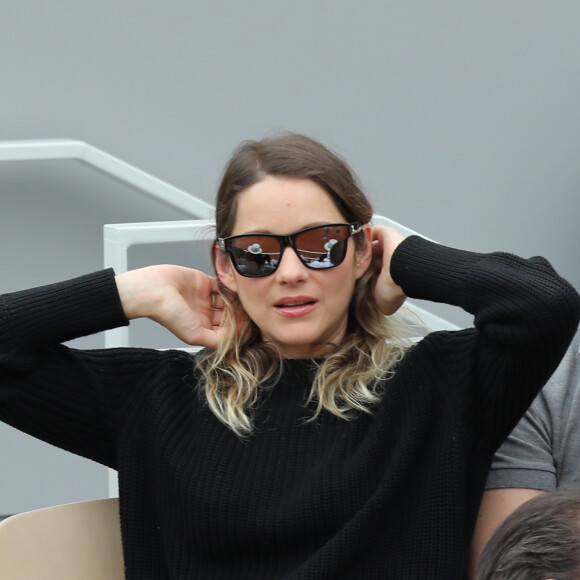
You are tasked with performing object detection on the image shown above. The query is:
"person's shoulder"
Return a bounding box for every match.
[539,327,580,404]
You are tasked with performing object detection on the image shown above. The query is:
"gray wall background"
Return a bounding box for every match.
[1,1,579,513]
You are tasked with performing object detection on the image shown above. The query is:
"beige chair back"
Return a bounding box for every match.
[0,498,124,580]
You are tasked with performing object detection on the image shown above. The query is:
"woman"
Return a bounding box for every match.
[1,133,579,579]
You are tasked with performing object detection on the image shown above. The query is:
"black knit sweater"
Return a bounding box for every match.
[1,236,579,579]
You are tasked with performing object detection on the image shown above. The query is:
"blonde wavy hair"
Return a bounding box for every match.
[197,133,411,437]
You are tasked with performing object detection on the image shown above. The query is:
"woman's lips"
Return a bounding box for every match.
[274,297,318,318]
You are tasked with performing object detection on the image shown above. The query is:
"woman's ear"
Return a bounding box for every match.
[213,242,238,293]
[354,226,373,279]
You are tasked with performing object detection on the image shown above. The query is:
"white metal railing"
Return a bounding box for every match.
[0,139,213,219]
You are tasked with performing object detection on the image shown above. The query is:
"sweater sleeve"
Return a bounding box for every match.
[390,236,580,450]
[0,269,131,468]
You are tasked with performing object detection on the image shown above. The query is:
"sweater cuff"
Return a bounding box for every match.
[4,269,129,346]
[390,235,484,305]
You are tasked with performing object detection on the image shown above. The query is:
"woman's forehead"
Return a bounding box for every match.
[232,177,345,235]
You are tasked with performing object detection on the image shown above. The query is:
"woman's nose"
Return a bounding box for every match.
[274,247,308,282]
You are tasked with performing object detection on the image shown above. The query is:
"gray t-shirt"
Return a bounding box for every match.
[486,327,580,490]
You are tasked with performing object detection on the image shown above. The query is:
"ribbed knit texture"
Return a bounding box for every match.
[1,237,579,579]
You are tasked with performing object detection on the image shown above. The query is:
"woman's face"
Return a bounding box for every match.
[216,176,371,358]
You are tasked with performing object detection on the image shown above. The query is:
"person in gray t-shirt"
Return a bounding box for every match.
[468,326,580,579]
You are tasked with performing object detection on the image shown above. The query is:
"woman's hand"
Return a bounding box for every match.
[371,226,407,315]
[115,265,226,349]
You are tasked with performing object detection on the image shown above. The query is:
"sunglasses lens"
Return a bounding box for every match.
[228,235,280,277]
[295,225,349,269]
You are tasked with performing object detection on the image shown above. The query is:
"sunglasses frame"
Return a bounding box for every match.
[218,222,363,278]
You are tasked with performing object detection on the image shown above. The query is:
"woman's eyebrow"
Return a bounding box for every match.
[236,222,336,236]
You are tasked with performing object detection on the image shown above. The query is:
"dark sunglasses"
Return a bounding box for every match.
[218,222,363,278]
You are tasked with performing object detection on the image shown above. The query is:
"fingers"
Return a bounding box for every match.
[209,276,221,295]
[210,291,226,311]
[369,226,407,315]
[371,239,384,265]
[210,304,224,329]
